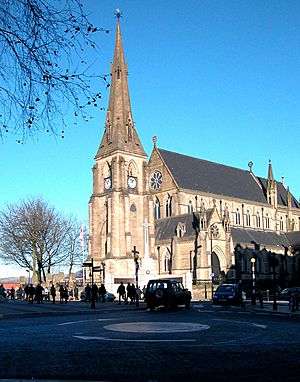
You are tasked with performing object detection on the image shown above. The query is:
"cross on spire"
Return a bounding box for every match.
[115,8,122,19]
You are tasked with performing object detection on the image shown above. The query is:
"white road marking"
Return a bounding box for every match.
[103,322,210,333]
[74,335,196,342]
[213,318,267,329]
[58,318,117,326]
[252,323,268,329]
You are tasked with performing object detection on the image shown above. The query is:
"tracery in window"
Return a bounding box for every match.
[188,200,193,213]
[279,216,284,231]
[154,197,161,220]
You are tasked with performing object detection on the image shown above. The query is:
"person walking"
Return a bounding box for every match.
[59,285,64,304]
[10,287,16,300]
[50,284,56,304]
[98,283,106,303]
[73,286,79,301]
[92,283,98,302]
[85,283,91,302]
[64,286,69,304]
[236,280,244,307]
[117,282,127,305]
[35,284,44,304]
[28,284,35,304]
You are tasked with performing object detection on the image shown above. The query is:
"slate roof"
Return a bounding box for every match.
[155,212,208,242]
[157,148,300,208]
[257,177,300,209]
[155,215,300,250]
[231,227,290,248]
[285,231,300,248]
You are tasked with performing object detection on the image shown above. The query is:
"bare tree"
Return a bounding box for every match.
[63,216,87,281]
[0,196,75,283]
[0,0,109,142]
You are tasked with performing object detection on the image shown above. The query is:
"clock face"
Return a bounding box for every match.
[104,177,111,190]
[150,171,163,190]
[128,176,137,189]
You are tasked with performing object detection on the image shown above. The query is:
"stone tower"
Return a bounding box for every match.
[88,18,156,289]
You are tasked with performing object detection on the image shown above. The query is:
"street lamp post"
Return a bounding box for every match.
[250,257,256,305]
[26,269,31,284]
[132,246,140,307]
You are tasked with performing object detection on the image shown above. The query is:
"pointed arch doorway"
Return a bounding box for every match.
[211,252,221,284]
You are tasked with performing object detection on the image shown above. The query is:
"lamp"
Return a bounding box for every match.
[250,257,256,305]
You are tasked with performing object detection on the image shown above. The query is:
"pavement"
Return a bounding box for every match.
[248,299,300,316]
[0,298,146,319]
[1,298,300,319]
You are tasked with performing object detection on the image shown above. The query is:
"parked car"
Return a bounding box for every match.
[80,290,116,302]
[279,287,300,301]
[144,279,191,311]
[213,283,245,305]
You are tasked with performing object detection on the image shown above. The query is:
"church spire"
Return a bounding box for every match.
[95,17,146,158]
[267,159,274,181]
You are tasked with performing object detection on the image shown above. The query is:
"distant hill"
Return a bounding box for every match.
[0,276,20,283]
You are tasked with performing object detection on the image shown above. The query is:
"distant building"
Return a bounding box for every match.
[87,18,300,296]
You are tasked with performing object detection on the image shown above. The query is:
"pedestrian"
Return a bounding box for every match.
[59,285,64,304]
[10,287,15,300]
[117,282,127,305]
[43,286,49,301]
[130,284,136,304]
[28,284,35,304]
[98,283,106,303]
[64,286,69,304]
[18,286,24,300]
[127,283,133,304]
[92,283,98,303]
[236,280,244,307]
[257,290,264,308]
[0,284,5,297]
[50,284,56,304]
[85,283,91,302]
[73,286,79,301]
[69,287,73,301]
[24,284,29,301]
[142,285,147,300]
[35,284,44,304]
[136,286,142,302]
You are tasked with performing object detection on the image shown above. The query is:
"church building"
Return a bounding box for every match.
[87,18,300,297]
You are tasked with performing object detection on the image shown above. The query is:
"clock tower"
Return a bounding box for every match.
[88,17,156,288]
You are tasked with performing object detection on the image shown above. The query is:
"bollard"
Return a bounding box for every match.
[273,294,277,311]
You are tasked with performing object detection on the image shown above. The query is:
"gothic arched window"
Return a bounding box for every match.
[188,200,193,213]
[256,211,261,228]
[165,195,172,217]
[236,208,241,225]
[246,210,251,226]
[265,213,270,229]
[280,216,284,231]
[154,198,161,220]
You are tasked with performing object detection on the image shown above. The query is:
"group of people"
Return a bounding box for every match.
[83,283,106,303]
[116,282,144,305]
[0,283,80,304]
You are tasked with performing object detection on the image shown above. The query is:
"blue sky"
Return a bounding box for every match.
[1,0,300,277]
